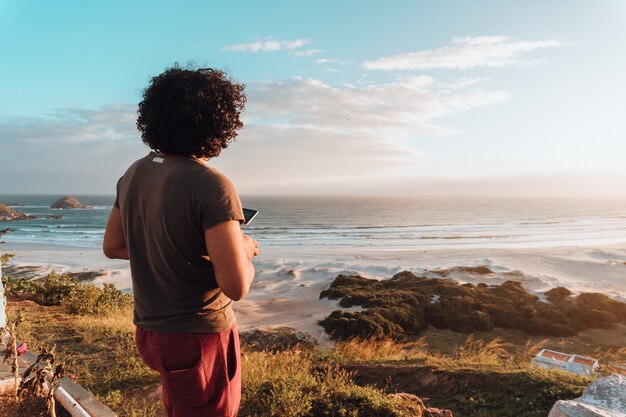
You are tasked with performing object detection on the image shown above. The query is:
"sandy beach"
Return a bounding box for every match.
[3,242,626,344]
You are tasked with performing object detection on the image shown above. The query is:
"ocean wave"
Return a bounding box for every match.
[419,235,509,240]
[52,230,104,234]
[18,228,51,233]
[518,221,562,225]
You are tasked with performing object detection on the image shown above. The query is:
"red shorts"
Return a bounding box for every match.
[135,325,241,417]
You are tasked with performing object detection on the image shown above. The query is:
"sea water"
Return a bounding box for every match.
[1,195,626,250]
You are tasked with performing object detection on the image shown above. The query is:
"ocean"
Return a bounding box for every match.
[1,195,626,251]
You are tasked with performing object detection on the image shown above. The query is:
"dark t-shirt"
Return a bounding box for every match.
[115,152,244,333]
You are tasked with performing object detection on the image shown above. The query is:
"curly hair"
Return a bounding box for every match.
[136,67,246,159]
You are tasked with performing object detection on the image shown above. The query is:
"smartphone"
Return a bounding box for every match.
[242,208,259,225]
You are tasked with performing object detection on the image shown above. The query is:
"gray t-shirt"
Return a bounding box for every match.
[115,152,244,333]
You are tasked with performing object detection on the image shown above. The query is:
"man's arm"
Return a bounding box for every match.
[204,220,258,301]
[103,207,129,260]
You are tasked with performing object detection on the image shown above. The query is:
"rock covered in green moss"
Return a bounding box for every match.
[319,271,626,340]
[240,326,319,352]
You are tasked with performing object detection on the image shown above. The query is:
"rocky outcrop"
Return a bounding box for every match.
[319,272,626,341]
[389,393,454,417]
[548,374,625,417]
[51,196,90,209]
[239,326,319,352]
[0,204,34,221]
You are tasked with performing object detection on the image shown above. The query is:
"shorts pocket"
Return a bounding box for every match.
[226,327,239,382]
[161,358,213,407]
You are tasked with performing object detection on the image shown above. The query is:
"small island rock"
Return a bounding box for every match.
[0,203,34,221]
[51,196,90,209]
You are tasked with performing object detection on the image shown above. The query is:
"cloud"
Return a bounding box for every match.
[209,76,510,192]
[213,124,420,192]
[315,58,345,64]
[0,105,146,194]
[363,36,566,70]
[222,38,311,52]
[294,49,324,57]
[0,76,509,194]
[244,76,509,135]
[0,104,138,144]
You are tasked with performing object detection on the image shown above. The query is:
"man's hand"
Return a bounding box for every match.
[103,207,129,260]
[242,232,260,260]
[205,221,257,301]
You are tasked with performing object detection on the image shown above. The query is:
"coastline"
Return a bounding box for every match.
[2,241,626,345]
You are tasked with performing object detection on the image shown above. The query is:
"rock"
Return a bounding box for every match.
[239,326,319,352]
[548,402,624,417]
[389,393,454,417]
[51,196,90,209]
[423,408,455,417]
[548,374,626,417]
[47,214,63,219]
[0,228,14,237]
[0,203,35,221]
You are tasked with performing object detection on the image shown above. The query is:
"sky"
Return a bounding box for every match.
[1,0,625,197]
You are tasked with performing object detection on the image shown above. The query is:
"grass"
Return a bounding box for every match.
[2,261,623,417]
[5,295,608,417]
[7,299,430,417]
[329,337,596,417]
[6,300,161,416]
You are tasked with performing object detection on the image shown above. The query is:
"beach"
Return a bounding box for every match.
[2,195,626,343]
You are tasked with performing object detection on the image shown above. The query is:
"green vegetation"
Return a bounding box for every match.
[241,350,420,417]
[330,337,597,417]
[319,272,626,340]
[1,261,425,417]
[2,271,132,316]
[1,252,14,267]
[9,302,426,417]
[2,258,621,417]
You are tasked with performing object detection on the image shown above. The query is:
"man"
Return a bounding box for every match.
[103,66,259,417]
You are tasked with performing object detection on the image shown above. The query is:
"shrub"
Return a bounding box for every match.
[65,283,132,316]
[35,272,79,306]
[522,318,576,337]
[1,252,14,266]
[1,275,39,295]
[3,270,131,316]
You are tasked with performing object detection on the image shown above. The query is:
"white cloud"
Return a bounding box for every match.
[294,49,324,57]
[0,104,138,143]
[222,38,310,52]
[363,36,567,70]
[315,58,348,65]
[210,76,510,191]
[244,76,509,135]
[0,77,509,194]
[213,125,420,192]
[0,105,146,193]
